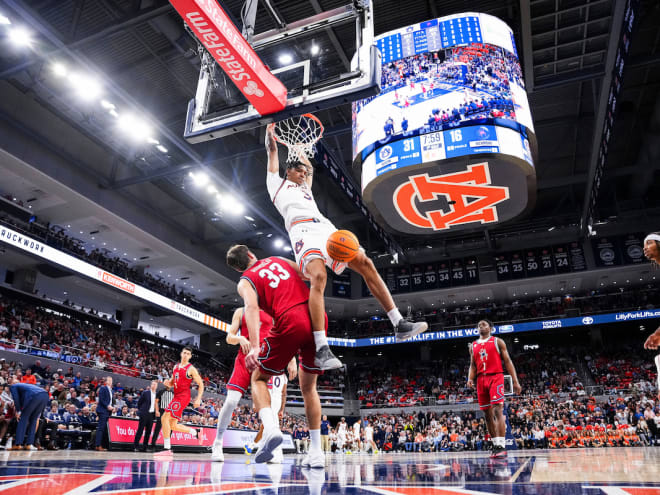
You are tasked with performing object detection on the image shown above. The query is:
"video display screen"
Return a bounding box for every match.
[353,13,534,164]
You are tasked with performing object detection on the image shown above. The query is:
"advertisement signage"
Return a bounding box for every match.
[0,225,229,332]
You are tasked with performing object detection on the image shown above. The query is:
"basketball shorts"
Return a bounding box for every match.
[476,373,505,410]
[165,394,190,420]
[268,374,288,414]
[258,303,326,376]
[288,218,348,277]
[227,351,250,395]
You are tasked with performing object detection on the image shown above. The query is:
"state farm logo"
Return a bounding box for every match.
[393,163,509,230]
[244,80,264,97]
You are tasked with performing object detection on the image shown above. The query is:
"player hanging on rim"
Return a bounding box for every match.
[467,319,521,459]
[265,123,428,371]
[159,346,204,453]
[211,306,296,463]
[227,244,327,468]
[642,231,660,399]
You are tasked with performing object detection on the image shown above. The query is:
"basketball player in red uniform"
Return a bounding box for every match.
[159,346,204,453]
[226,244,325,468]
[211,307,296,462]
[467,320,521,458]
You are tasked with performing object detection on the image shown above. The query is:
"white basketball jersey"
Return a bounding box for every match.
[266,171,329,230]
[365,425,374,440]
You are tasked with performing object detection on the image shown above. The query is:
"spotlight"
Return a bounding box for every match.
[191,172,209,187]
[278,53,293,65]
[147,137,159,145]
[67,72,102,101]
[244,215,255,221]
[8,27,31,46]
[100,99,115,110]
[0,14,10,25]
[52,63,67,77]
[207,185,217,194]
[156,145,168,153]
[310,44,320,55]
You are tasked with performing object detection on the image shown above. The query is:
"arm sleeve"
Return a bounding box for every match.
[266,171,284,200]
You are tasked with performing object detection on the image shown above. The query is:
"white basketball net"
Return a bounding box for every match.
[272,114,324,163]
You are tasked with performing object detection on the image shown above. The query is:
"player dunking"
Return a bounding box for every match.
[265,126,428,370]
[159,346,204,453]
[642,232,660,399]
[227,244,326,468]
[211,307,295,463]
[467,320,521,458]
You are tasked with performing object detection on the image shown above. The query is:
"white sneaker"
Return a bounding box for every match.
[301,450,325,469]
[254,429,283,464]
[24,445,38,451]
[268,446,283,464]
[211,447,224,462]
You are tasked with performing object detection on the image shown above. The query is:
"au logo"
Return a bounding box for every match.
[393,163,509,230]
[295,239,304,254]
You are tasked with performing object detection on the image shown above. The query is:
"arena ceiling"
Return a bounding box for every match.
[0,0,659,304]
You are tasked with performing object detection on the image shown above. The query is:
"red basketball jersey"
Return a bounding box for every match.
[238,310,273,356]
[471,336,503,375]
[172,362,193,396]
[241,257,309,321]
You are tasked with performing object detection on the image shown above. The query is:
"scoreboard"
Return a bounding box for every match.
[376,16,484,64]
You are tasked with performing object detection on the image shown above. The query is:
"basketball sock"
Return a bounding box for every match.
[259,407,276,433]
[164,438,171,449]
[309,429,322,453]
[216,390,241,443]
[387,308,403,326]
[313,331,328,351]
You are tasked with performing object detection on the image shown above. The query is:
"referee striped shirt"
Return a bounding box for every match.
[157,388,174,411]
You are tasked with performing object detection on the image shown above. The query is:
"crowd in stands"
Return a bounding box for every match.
[0,196,235,323]
[333,392,659,453]
[0,358,306,450]
[354,347,590,409]
[0,293,229,392]
[329,286,660,339]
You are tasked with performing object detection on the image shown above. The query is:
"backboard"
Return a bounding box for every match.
[170,0,380,143]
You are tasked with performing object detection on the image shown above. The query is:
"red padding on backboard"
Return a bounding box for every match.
[169,0,288,116]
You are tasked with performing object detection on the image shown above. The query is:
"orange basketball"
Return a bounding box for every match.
[326,230,360,263]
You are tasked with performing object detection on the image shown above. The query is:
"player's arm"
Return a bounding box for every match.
[467,344,476,388]
[226,308,250,354]
[237,278,261,372]
[287,357,298,381]
[298,153,314,188]
[643,325,660,349]
[497,338,522,395]
[266,124,279,174]
[276,256,308,281]
[189,366,204,408]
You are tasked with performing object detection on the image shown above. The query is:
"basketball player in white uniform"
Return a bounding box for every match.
[265,126,428,371]
[352,420,362,452]
[336,417,348,452]
[364,420,378,453]
[643,231,660,399]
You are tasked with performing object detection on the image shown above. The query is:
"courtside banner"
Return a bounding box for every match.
[0,225,229,332]
[108,418,295,449]
[169,0,287,115]
[327,309,660,348]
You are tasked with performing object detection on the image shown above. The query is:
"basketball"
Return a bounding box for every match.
[327,230,360,263]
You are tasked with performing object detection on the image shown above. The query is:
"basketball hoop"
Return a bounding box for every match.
[269,113,324,163]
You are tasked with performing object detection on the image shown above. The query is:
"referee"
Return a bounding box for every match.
[150,385,173,451]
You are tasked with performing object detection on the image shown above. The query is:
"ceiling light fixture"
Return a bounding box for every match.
[278,53,293,65]
[52,63,67,77]
[8,27,31,46]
